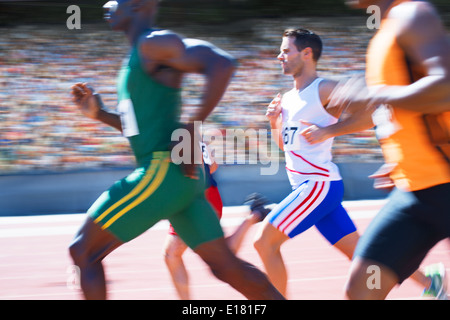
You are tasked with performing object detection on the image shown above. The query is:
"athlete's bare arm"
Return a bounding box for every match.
[301,108,374,145]
[139,30,237,122]
[138,30,236,178]
[372,2,450,113]
[300,78,375,145]
[319,79,341,118]
[71,83,123,132]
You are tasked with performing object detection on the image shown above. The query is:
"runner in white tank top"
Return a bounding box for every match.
[253,29,359,297]
[281,77,342,189]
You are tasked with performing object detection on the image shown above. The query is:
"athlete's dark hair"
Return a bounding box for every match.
[283,28,323,62]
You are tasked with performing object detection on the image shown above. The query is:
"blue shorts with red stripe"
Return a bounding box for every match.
[267,179,356,244]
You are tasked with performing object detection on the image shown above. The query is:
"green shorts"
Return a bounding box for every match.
[88,151,224,249]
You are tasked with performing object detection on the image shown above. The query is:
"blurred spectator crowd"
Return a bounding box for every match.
[0,17,383,174]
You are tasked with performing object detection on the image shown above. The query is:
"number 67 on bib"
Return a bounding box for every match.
[282,121,304,151]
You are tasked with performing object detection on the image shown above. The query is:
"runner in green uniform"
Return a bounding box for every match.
[68,0,284,300]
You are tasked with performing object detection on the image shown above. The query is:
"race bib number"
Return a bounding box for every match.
[282,121,302,151]
[117,99,139,137]
[200,142,212,165]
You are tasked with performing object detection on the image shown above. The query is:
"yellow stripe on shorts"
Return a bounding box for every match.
[93,158,161,225]
[101,158,170,230]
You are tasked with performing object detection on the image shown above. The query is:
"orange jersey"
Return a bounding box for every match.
[366,0,450,191]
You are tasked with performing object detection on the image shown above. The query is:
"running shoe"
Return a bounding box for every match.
[244,193,271,222]
[422,263,448,300]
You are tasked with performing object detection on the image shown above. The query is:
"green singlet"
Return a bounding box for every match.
[87,45,223,249]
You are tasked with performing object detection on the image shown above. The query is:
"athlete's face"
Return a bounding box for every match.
[104,0,157,31]
[277,36,306,77]
[103,0,133,31]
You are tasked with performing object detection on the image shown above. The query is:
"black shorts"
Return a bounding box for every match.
[354,183,450,283]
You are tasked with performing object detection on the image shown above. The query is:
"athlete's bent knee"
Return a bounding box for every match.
[253,234,281,258]
[163,248,183,267]
[209,264,227,281]
[345,277,383,300]
[68,238,86,266]
[253,236,266,255]
[345,258,395,300]
[344,261,371,299]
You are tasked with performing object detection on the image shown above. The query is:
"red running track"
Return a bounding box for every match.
[0,200,448,300]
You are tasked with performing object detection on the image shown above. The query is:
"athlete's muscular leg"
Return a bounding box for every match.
[194,237,285,300]
[163,234,190,300]
[253,221,289,296]
[333,231,360,260]
[345,257,398,300]
[69,217,122,300]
